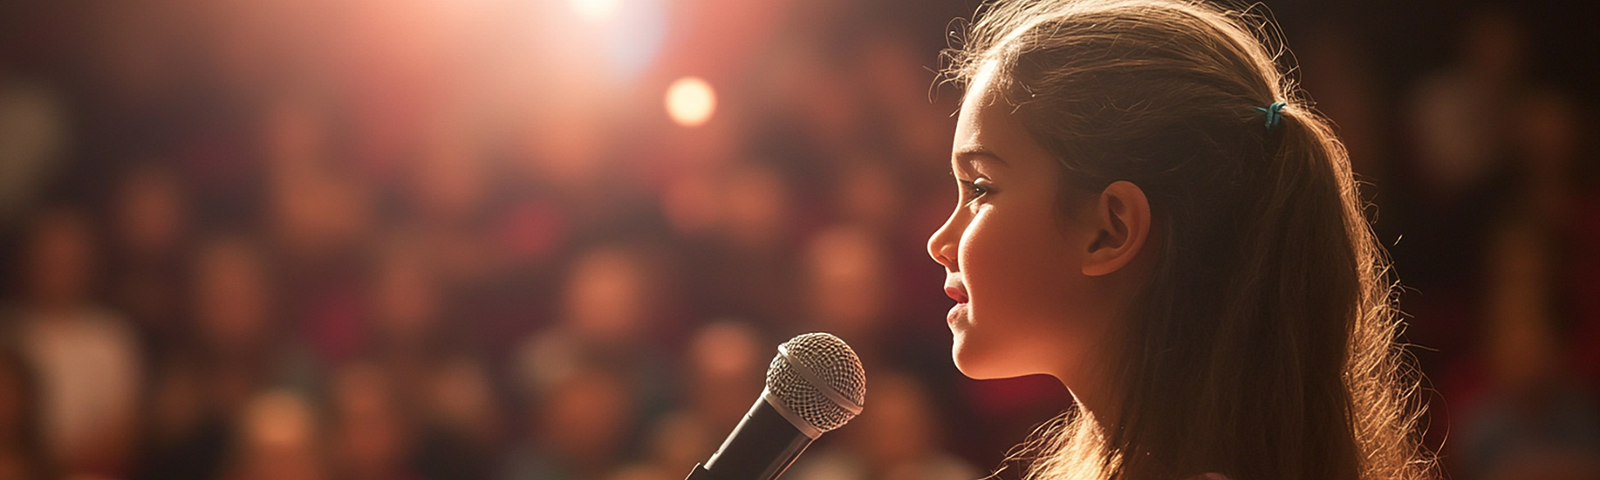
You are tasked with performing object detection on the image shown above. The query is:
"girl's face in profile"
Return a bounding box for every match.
[927,69,1118,387]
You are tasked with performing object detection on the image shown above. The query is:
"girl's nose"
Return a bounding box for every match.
[927,213,960,271]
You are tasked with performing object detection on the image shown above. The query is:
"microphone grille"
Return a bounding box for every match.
[765,333,866,433]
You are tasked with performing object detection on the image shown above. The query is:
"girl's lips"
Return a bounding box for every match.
[945,286,969,304]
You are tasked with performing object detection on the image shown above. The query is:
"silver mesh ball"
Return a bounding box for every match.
[765,333,866,432]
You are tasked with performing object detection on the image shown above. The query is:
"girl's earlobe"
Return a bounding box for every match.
[1082,181,1151,277]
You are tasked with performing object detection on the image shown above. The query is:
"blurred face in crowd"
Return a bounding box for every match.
[331,364,408,479]
[540,370,632,470]
[194,237,272,352]
[24,209,96,308]
[926,67,1123,390]
[234,391,325,480]
[688,321,762,425]
[804,226,889,337]
[861,374,938,467]
[113,166,185,256]
[564,248,651,343]
[413,125,487,222]
[722,164,791,250]
[372,242,439,343]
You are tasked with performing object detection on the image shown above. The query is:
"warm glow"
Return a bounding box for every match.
[568,0,620,21]
[665,77,716,127]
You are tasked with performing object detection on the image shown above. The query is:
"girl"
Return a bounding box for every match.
[925,0,1434,479]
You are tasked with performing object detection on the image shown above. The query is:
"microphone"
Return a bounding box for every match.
[684,332,866,480]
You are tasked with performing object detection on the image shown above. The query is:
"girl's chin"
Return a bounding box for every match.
[952,331,1057,381]
[951,333,1011,380]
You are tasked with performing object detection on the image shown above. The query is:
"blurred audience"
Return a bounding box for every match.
[0,75,68,228]
[6,207,143,479]
[502,364,638,480]
[800,225,892,352]
[787,372,979,480]
[0,346,54,480]
[1406,6,1528,206]
[685,320,767,427]
[106,163,190,356]
[365,236,499,480]
[1454,222,1600,480]
[223,390,326,480]
[328,362,423,480]
[134,234,278,480]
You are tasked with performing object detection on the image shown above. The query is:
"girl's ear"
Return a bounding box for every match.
[1082,181,1151,277]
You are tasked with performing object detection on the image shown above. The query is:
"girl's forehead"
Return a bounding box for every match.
[954,70,1001,144]
[954,69,1029,157]
[963,60,1005,105]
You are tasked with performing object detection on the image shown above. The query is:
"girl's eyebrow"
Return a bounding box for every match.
[954,147,1008,167]
[953,148,1008,180]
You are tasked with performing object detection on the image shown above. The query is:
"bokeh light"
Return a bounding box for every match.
[666,76,717,127]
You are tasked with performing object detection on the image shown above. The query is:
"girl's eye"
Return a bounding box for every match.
[960,179,989,200]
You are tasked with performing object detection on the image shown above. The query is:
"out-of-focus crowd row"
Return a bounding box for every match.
[0,1,1007,480]
[0,0,1597,479]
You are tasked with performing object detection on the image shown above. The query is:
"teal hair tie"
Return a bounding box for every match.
[1254,101,1287,130]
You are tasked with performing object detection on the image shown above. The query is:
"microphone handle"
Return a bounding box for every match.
[687,393,816,480]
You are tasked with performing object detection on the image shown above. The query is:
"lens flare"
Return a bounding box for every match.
[666,77,717,127]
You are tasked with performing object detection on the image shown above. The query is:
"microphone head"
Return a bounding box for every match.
[765,333,866,434]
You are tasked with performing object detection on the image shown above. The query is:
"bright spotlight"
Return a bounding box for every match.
[569,0,620,21]
[666,77,716,128]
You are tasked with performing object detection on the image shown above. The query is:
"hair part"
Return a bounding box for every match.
[944,1,1434,479]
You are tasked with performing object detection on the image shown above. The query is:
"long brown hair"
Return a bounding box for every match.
[941,1,1433,479]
